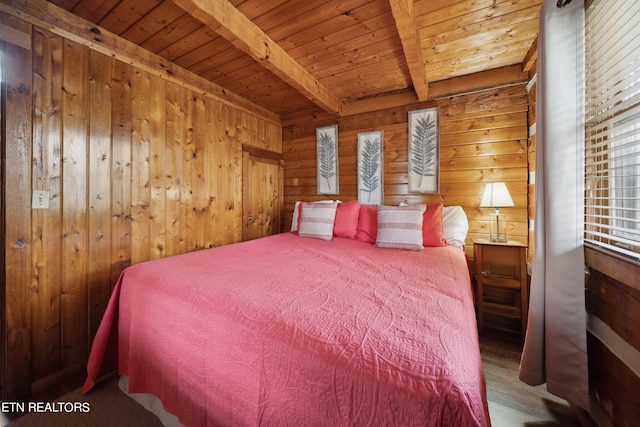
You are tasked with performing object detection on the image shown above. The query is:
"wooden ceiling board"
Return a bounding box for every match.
[415,0,496,26]
[292,12,398,67]
[266,2,408,100]
[42,0,543,118]
[156,26,220,62]
[327,61,412,100]
[310,43,409,86]
[250,0,341,34]
[178,43,240,76]
[235,0,291,20]
[119,1,186,46]
[70,0,121,24]
[310,38,408,82]
[288,12,396,62]
[416,0,542,81]
[139,12,204,53]
[226,76,319,115]
[271,0,389,52]
[198,55,257,85]
[427,37,538,77]
[96,0,163,35]
[50,0,80,11]
[419,5,541,47]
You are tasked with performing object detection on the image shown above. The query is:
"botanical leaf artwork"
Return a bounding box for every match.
[316,125,338,195]
[360,137,381,202]
[408,108,439,193]
[318,132,336,191]
[410,113,437,187]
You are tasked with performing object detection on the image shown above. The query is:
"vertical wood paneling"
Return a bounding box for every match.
[2,17,281,397]
[3,15,33,399]
[61,39,89,368]
[192,93,206,251]
[148,74,166,261]
[87,49,113,344]
[180,87,195,252]
[204,97,217,249]
[212,102,227,248]
[110,59,133,287]
[218,105,241,245]
[31,27,63,381]
[165,83,183,257]
[130,69,152,265]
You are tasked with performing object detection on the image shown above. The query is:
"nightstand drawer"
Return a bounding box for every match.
[480,275,521,290]
[481,245,523,267]
[483,302,522,319]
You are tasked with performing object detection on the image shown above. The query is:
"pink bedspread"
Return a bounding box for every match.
[84,232,490,426]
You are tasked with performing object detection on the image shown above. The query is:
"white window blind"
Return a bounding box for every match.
[584,0,640,261]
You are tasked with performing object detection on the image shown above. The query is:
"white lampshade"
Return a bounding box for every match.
[480,182,514,242]
[480,182,514,208]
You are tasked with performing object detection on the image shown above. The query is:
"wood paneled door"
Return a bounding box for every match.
[242,146,283,241]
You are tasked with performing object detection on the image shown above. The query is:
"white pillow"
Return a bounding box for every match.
[375,204,426,251]
[442,206,469,248]
[298,202,339,241]
[291,200,335,231]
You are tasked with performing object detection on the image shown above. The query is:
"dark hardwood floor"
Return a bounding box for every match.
[480,329,581,426]
[3,330,581,427]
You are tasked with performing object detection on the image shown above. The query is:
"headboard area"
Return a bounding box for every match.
[290,201,469,250]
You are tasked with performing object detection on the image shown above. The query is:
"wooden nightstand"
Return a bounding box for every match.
[474,240,528,338]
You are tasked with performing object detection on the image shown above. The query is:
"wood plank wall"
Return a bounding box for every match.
[283,82,530,260]
[1,12,281,399]
[2,12,33,400]
[585,249,640,427]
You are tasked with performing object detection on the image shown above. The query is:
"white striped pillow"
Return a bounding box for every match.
[298,202,338,241]
[375,204,426,250]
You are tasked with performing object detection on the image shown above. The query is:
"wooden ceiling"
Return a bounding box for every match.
[47,0,543,120]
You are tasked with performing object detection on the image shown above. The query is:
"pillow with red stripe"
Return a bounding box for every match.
[375,204,426,251]
[298,202,339,241]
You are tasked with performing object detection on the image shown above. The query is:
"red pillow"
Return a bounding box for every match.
[334,200,360,238]
[355,205,378,243]
[422,204,447,247]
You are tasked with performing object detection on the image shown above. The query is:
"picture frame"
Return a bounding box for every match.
[316,125,339,195]
[408,107,440,193]
[357,130,384,205]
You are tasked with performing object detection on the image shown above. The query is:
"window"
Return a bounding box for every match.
[584,0,640,261]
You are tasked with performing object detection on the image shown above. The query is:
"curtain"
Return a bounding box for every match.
[518,0,589,411]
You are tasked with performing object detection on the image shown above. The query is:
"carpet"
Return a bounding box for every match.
[7,377,164,427]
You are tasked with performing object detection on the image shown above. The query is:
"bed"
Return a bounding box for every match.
[83,202,490,426]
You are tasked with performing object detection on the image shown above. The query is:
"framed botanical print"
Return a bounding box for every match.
[316,125,339,195]
[357,130,384,205]
[408,107,439,193]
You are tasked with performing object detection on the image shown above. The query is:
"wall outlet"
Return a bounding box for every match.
[32,190,49,209]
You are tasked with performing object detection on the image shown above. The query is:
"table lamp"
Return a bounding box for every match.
[480,182,514,242]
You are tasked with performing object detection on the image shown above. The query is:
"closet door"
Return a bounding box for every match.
[242,147,282,242]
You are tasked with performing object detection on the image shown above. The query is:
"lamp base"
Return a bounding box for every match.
[489,213,508,242]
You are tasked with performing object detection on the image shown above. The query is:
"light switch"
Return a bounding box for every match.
[32,190,49,209]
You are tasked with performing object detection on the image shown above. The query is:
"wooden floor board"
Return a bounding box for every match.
[480,330,581,427]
